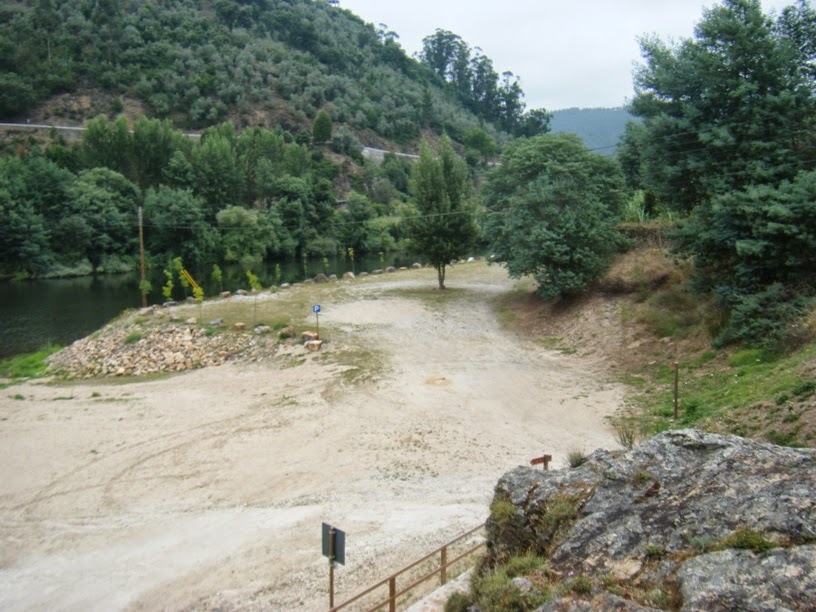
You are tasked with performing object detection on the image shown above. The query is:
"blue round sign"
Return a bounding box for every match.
[313,304,321,314]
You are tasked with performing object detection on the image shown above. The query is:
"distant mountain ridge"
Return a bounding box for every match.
[550,107,635,155]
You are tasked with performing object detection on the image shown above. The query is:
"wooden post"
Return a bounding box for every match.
[440,546,447,585]
[138,207,147,308]
[389,576,396,612]
[530,454,552,470]
[672,362,679,419]
[329,527,335,609]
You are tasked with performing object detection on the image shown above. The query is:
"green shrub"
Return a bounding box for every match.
[719,528,776,552]
[443,592,471,612]
[471,554,550,611]
[490,499,516,526]
[569,575,593,595]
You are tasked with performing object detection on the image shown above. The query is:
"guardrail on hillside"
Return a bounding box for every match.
[330,522,486,612]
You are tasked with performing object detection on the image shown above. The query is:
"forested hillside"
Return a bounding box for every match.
[0,0,548,146]
[550,107,634,154]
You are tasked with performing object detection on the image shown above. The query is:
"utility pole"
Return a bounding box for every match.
[138,207,146,308]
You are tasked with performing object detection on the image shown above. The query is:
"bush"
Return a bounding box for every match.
[471,554,550,611]
[443,592,471,612]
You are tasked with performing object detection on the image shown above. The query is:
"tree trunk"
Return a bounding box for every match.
[436,263,446,289]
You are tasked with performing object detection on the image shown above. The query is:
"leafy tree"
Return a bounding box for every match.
[62,168,140,269]
[312,109,333,144]
[629,0,816,212]
[216,205,276,267]
[675,169,816,348]
[143,186,218,267]
[403,136,478,289]
[482,134,625,299]
[0,166,51,276]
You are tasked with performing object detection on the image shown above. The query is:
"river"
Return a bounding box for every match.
[0,254,417,358]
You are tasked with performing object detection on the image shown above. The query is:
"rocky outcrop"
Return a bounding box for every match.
[483,430,816,610]
[48,321,280,378]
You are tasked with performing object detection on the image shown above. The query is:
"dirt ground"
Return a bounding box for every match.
[0,264,625,610]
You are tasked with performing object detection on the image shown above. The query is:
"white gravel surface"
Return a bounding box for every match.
[0,265,624,610]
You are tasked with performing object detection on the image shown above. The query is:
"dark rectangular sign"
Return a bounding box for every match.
[322,522,346,565]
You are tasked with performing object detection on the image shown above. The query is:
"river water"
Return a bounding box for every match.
[0,254,417,358]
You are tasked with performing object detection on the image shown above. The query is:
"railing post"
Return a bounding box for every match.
[440,546,447,585]
[389,576,396,612]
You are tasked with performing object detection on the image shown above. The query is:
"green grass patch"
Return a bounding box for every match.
[124,332,143,344]
[628,342,816,442]
[0,345,63,380]
[490,499,517,526]
[713,528,777,553]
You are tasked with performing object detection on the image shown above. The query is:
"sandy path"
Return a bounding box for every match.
[0,265,624,610]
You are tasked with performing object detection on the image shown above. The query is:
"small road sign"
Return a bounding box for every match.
[313,304,321,313]
[530,454,553,470]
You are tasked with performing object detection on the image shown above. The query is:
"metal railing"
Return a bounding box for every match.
[330,522,486,612]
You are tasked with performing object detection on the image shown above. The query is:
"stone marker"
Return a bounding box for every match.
[305,340,323,352]
[233,322,246,331]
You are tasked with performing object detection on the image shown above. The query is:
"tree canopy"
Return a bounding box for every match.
[482,134,626,299]
[623,0,816,348]
[403,136,478,289]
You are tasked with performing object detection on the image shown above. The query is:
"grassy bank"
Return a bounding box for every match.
[0,344,63,387]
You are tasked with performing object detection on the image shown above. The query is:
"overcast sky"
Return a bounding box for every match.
[337,0,796,111]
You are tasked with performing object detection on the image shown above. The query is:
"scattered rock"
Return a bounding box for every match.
[305,340,323,352]
[412,263,422,269]
[280,283,291,289]
[302,331,319,343]
[163,301,178,308]
[169,313,180,321]
[278,326,295,339]
[399,267,407,271]
[372,269,383,275]
[467,257,476,263]
[219,291,231,299]
[138,307,155,316]
[386,266,396,273]
[233,322,246,331]
[254,325,271,335]
[484,430,816,610]
[185,317,197,325]
[235,289,249,296]
[304,278,314,284]
[359,272,369,278]
[329,274,338,281]
[185,296,196,303]
[343,272,355,280]
[314,273,329,283]
[208,319,225,327]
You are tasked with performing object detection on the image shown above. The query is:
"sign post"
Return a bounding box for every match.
[313,304,321,339]
[322,522,345,608]
[530,454,552,471]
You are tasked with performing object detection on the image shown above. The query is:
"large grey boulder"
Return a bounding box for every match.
[484,430,816,610]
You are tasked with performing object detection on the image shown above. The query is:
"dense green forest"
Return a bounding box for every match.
[2,0,816,351]
[0,0,548,143]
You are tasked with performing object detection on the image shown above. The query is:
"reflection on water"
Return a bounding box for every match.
[0,254,420,357]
